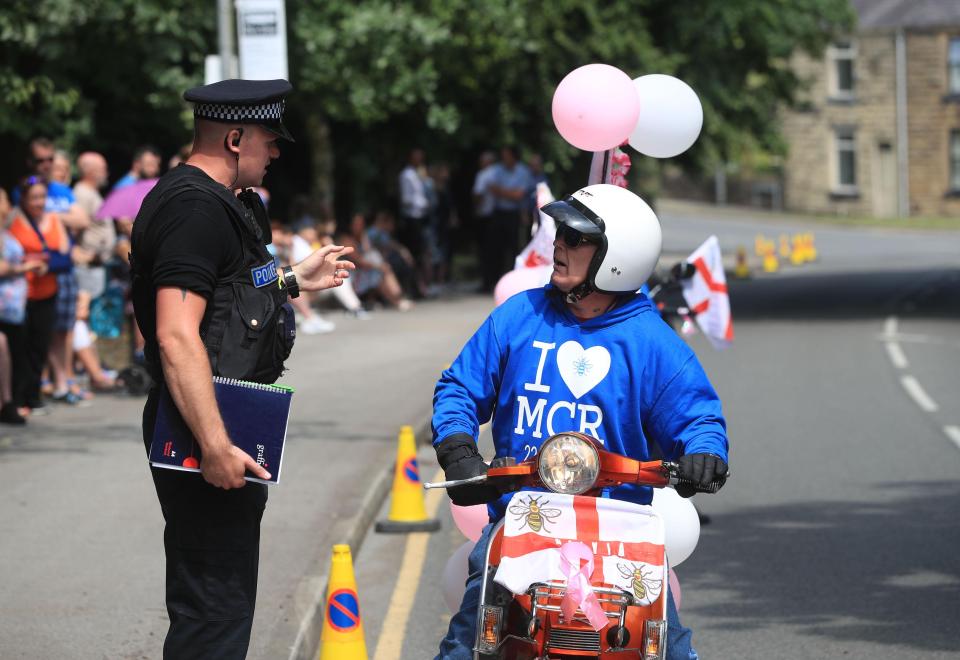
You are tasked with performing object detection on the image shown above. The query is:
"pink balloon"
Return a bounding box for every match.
[450,500,488,542]
[669,568,682,612]
[552,64,641,152]
[493,266,553,306]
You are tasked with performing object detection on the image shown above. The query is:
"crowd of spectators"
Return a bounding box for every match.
[0,137,169,423]
[0,138,548,422]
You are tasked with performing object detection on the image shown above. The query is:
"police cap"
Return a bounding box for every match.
[184,78,294,142]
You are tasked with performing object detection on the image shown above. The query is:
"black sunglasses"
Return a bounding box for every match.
[32,156,54,164]
[557,223,601,248]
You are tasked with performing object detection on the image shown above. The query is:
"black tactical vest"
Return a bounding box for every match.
[130,166,295,385]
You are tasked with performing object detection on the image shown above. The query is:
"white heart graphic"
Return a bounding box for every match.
[556,341,611,399]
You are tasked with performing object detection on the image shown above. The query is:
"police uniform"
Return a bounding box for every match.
[131,79,296,659]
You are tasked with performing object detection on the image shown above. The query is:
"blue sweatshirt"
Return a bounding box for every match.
[433,286,728,520]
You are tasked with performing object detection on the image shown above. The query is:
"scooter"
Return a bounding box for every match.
[425,431,725,659]
[646,261,698,336]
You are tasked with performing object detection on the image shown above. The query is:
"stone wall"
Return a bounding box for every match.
[782,28,960,218]
[781,34,898,217]
[905,31,960,216]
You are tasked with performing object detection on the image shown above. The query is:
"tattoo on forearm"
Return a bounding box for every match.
[181,288,187,302]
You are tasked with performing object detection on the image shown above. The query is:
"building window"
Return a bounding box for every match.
[950,130,960,192]
[950,38,960,94]
[834,127,857,193]
[828,41,856,100]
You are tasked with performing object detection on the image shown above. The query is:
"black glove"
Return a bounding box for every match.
[675,453,728,498]
[435,433,501,507]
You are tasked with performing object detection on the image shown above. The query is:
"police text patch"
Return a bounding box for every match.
[251,261,279,288]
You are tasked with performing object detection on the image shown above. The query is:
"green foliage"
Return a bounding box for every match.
[1,0,854,206]
[0,0,211,154]
[288,0,852,206]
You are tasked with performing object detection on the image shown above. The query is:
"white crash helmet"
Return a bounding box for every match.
[541,184,662,298]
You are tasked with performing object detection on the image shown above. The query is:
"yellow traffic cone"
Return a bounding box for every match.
[734,246,751,279]
[375,425,441,533]
[762,245,779,273]
[806,233,818,261]
[754,234,766,258]
[790,234,806,265]
[319,545,368,660]
[778,234,792,260]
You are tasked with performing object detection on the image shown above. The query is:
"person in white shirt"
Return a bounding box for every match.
[398,148,431,292]
[472,151,498,291]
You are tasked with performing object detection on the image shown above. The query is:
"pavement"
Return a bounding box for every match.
[0,292,494,660]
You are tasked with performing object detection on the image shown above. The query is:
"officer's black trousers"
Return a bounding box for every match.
[150,464,267,659]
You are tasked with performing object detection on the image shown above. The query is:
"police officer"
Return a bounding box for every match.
[131,79,355,658]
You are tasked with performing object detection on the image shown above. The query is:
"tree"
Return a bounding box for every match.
[288,0,853,213]
[0,0,211,183]
[2,0,854,215]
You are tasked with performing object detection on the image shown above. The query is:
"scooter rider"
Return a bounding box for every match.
[432,184,728,660]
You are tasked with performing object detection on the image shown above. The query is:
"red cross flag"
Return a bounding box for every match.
[681,235,734,349]
[493,493,666,608]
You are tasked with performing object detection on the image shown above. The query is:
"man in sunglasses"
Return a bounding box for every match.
[430,183,728,660]
[14,138,89,230]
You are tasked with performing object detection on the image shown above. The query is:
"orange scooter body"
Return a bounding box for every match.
[483,523,666,659]
[471,433,672,659]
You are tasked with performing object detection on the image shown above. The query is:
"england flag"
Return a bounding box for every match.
[681,235,734,349]
[494,492,666,607]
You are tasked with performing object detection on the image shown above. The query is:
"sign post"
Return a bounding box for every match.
[235,0,289,80]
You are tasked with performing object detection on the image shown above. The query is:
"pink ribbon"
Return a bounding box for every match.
[558,541,609,631]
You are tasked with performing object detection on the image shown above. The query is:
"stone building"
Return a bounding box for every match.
[782,0,960,217]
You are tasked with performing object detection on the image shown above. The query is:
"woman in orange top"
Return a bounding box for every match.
[8,177,70,411]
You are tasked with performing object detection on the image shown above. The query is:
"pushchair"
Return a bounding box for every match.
[88,260,152,396]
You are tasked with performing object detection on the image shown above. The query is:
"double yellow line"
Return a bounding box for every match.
[372,467,446,660]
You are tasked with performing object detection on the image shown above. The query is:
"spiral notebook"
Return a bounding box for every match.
[149,376,294,485]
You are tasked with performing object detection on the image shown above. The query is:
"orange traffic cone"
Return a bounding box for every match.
[319,545,368,660]
[375,425,441,533]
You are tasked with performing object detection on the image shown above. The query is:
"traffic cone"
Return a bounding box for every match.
[754,234,766,258]
[778,234,792,260]
[806,233,818,261]
[734,246,751,279]
[762,244,779,273]
[319,545,367,660]
[375,425,441,533]
[790,234,806,265]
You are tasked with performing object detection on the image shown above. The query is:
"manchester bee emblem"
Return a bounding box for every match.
[617,562,662,602]
[508,495,562,533]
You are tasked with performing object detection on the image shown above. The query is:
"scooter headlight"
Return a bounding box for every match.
[537,434,600,494]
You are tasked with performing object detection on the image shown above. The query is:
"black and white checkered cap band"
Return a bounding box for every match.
[193,99,285,123]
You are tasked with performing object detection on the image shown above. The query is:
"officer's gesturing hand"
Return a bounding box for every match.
[201,441,271,489]
[292,244,357,291]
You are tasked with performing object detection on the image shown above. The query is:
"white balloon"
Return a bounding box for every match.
[629,74,703,158]
[442,540,475,612]
[650,487,701,567]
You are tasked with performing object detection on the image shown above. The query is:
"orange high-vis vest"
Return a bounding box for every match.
[9,212,66,300]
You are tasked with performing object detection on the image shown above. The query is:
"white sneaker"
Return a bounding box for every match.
[300,316,335,335]
[350,308,373,320]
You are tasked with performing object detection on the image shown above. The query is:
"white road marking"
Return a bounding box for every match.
[944,426,960,452]
[882,317,909,369]
[884,316,898,338]
[900,376,939,413]
[885,342,909,369]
